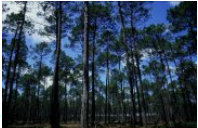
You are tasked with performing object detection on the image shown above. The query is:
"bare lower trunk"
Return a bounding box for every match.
[64,82,68,123]
[50,2,62,128]
[12,66,20,123]
[130,5,146,126]
[36,55,43,123]
[81,2,89,128]
[118,55,124,124]
[118,2,136,128]
[91,19,96,126]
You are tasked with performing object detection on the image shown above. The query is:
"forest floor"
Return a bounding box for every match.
[8,122,140,128]
[8,121,197,128]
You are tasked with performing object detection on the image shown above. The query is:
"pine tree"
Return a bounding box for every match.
[81,2,89,128]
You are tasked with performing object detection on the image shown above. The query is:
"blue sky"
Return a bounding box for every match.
[29,1,178,67]
[3,1,183,87]
[3,1,179,57]
[147,1,171,25]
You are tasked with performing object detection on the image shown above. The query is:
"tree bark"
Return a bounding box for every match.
[107,38,110,124]
[3,2,27,127]
[50,2,62,128]
[81,1,89,128]
[130,4,147,126]
[3,25,19,107]
[118,55,124,124]
[105,67,108,125]
[12,65,21,123]
[152,63,168,125]
[64,82,68,123]
[168,43,190,121]
[36,54,43,123]
[91,18,96,126]
[118,2,135,128]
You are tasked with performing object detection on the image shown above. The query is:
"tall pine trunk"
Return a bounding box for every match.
[3,25,19,107]
[3,2,27,127]
[130,44,137,125]
[118,55,124,124]
[12,65,21,123]
[50,2,62,128]
[163,50,177,124]
[64,82,68,123]
[36,54,43,123]
[105,67,108,124]
[130,4,147,126]
[81,2,89,128]
[118,2,135,128]
[152,63,168,125]
[91,18,96,126]
[168,43,191,121]
[107,38,110,124]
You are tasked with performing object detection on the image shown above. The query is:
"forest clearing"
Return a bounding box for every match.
[2,1,197,128]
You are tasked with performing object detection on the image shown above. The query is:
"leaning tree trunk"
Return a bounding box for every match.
[3,25,19,107]
[3,2,27,127]
[81,1,89,128]
[50,2,62,128]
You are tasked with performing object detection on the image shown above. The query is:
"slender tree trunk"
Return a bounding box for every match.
[118,2,135,128]
[81,2,89,128]
[168,43,190,121]
[105,69,108,125]
[51,2,62,128]
[152,64,168,125]
[118,55,124,124]
[134,70,142,125]
[64,82,68,123]
[23,82,31,124]
[132,89,136,125]
[130,47,137,125]
[179,60,191,121]
[130,8,142,126]
[105,39,110,125]
[130,5,147,126]
[41,77,46,123]
[135,57,147,126]
[130,39,141,125]
[3,25,19,106]
[163,53,177,124]
[37,54,43,123]
[63,54,68,123]
[12,66,21,123]
[107,36,111,124]
[3,2,27,127]
[154,36,176,124]
[91,18,96,127]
